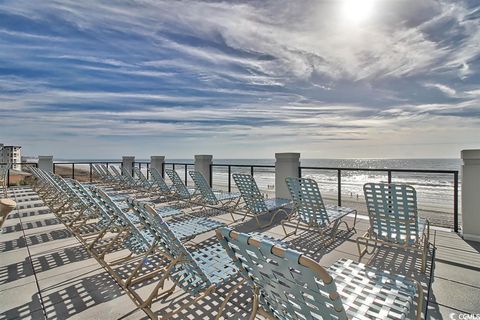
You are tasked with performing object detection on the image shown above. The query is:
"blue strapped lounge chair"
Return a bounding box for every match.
[91,164,110,184]
[283,177,357,243]
[125,200,238,318]
[121,166,141,188]
[189,170,240,212]
[217,227,423,320]
[232,173,290,227]
[149,167,175,196]
[165,168,196,201]
[99,164,120,185]
[358,183,430,273]
[132,167,157,192]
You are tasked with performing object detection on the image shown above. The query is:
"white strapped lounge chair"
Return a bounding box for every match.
[217,227,423,320]
[125,200,238,318]
[282,177,357,243]
[165,168,197,201]
[232,173,290,227]
[188,170,240,212]
[357,183,430,273]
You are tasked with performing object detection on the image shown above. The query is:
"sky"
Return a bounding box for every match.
[0,0,479,160]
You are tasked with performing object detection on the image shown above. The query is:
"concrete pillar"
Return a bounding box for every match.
[122,156,135,175]
[38,156,53,172]
[150,156,165,176]
[462,149,480,242]
[195,155,213,186]
[275,153,300,199]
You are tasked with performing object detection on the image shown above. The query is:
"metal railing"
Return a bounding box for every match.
[52,161,122,182]
[8,160,459,232]
[210,164,275,192]
[133,161,150,179]
[2,162,38,187]
[209,163,459,232]
[298,166,459,232]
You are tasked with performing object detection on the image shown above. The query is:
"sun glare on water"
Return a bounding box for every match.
[341,0,376,24]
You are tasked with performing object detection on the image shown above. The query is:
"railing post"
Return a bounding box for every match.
[461,149,480,241]
[337,169,342,206]
[7,168,10,188]
[146,163,150,179]
[38,156,54,172]
[195,155,213,187]
[72,163,75,179]
[89,163,93,182]
[250,166,254,176]
[275,153,300,199]
[228,165,231,193]
[388,170,392,184]
[161,163,165,178]
[209,164,213,187]
[454,171,459,233]
[184,164,188,185]
[122,156,135,176]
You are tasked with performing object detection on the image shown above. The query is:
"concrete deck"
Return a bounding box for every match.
[1,186,479,319]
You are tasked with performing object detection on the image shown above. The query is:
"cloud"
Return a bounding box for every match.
[423,83,458,97]
[0,0,479,158]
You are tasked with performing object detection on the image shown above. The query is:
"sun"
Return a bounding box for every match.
[341,0,376,24]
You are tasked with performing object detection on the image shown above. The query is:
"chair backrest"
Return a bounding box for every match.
[150,168,171,193]
[63,178,94,209]
[363,183,419,245]
[133,167,148,181]
[216,227,347,319]
[285,177,330,226]
[127,199,210,292]
[165,169,190,199]
[98,164,109,176]
[109,166,123,179]
[189,171,217,205]
[91,164,104,179]
[232,174,268,214]
[92,164,110,181]
[92,188,150,245]
[67,180,115,223]
[121,166,136,184]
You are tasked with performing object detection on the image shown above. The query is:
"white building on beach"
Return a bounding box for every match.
[0,144,22,170]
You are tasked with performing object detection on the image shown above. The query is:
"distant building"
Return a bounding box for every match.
[0,144,22,170]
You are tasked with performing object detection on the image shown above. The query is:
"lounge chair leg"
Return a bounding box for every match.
[215,278,245,320]
[249,286,260,320]
[125,245,157,286]
[281,219,300,238]
[162,285,216,319]
[140,257,180,308]
[356,233,377,261]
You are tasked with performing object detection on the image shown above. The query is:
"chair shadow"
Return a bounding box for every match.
[365,244,438,319]
[0,229,73,252]
[282,228,355,261]
[0,244,91,285]
[0,270,129,320]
